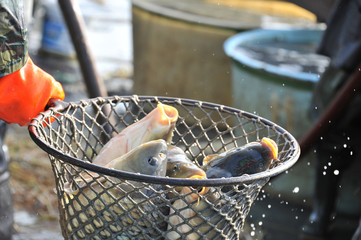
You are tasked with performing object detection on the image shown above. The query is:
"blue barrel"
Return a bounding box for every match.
[224,28,361,218]
[224,29,331,204]
[224,29,329,140]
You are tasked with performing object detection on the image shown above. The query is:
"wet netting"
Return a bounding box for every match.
[28,95,300,240]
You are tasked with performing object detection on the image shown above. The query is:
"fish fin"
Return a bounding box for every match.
[202,154,217,165]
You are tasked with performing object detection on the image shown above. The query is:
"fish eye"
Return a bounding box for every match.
[147,157,158,166]
[173,163,180,171]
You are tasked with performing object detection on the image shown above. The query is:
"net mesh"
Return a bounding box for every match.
[28,95,300,240]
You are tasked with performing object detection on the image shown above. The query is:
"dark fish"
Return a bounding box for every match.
[166,146,206,179]
[165,147,227,239]
[203,137,278,178]
[166,145,208,200]
[166,186,224,240]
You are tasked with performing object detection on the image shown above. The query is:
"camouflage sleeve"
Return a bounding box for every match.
[0,0,27,77]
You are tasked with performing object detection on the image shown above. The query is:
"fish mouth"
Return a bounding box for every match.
[182,167,207,179]
[189,175,208,195]
[158,103,178,125]
[261,137,278,159]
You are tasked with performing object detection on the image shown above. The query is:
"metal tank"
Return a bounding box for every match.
[131,0,317,106]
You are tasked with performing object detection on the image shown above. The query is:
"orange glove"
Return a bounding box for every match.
[0,57,65,126]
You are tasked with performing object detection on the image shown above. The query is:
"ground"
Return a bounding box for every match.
[6,124,62,239]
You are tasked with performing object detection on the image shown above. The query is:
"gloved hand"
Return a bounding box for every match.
[0,57,65,126]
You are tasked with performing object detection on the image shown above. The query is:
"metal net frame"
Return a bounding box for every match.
[28,95,300,240]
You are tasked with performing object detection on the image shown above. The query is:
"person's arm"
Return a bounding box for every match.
[0,1,64,126]
[283,0,337,22]
[0,0,27,76]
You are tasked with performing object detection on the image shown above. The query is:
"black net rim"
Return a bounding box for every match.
[28,95,300,187]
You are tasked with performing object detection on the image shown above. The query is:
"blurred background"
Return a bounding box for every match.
[8,0,361,239]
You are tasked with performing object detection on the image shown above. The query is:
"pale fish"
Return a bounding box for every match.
[63,140,169,239]
[70,139,168,189]
[106,139,168,180]
[93,103,178,166]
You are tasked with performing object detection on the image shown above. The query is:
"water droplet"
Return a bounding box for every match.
[259,221,263,226]
[323,171,326,175]
[324,166,327,170]
[343,144,347,148]
[307,162,310,166]
[293,187,300,193]
[262,214,266,218]
[350,151,353,156]
[334,170,339,175]
[251,231,255,237]
[268,204,272,209]
[328,162,332,166]
[295,216,299,220]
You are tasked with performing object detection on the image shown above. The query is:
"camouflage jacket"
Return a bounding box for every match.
[0,0,27,77]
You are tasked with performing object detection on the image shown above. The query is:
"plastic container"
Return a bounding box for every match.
[224,28,330,202]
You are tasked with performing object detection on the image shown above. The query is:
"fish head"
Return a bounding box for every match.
[166,146,206,179]
[107,139,168,177]
[166,146,208,195]
[260,137,278,160]
[132,139,168,176]
[141,103,179,144]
